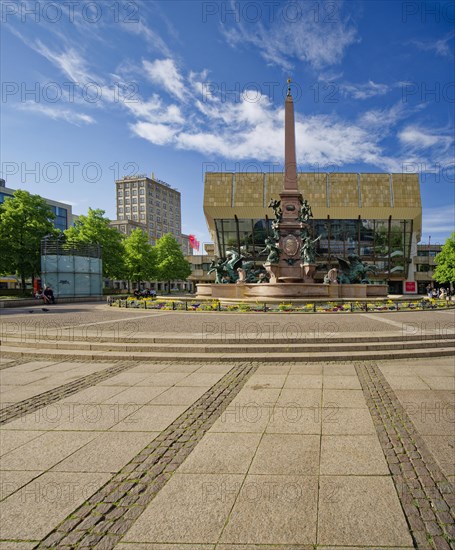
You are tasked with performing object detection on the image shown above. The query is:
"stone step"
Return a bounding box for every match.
[2,337,454,354]
[1,344,454,362]
[1,332,454,345]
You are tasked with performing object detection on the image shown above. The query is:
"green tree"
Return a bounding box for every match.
[124,229,156,287]
[64,208,125,279]
[154,233,191,294]
[0,190,57,290]
[433,232,455,284]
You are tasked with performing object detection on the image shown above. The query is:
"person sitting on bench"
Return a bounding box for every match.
[43,286,55,304]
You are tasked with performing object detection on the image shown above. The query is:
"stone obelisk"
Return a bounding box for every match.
[266,80,316,283]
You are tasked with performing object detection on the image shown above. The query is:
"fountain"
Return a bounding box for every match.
[197,80,388,301]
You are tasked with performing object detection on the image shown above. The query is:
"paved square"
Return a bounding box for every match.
[0,306,453,548]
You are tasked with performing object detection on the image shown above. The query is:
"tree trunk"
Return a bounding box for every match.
[168,281,171,294]
[21,274,26,293]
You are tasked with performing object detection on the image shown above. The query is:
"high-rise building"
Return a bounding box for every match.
[115,174,181,246]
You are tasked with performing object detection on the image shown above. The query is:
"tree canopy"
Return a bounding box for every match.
[0,190,57,289]
[433,232,455,284]
[64,208,126,279]
[124,229,156,284]
[154,233,191,292]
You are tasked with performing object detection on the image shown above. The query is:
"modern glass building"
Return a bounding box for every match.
[0,179,73,232]
[203,172,422,293]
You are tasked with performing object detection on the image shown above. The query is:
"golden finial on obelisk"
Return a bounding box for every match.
[287,77,292,97]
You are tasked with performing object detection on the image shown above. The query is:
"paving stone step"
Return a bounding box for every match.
[3,337,455,353]
[1,345,454,362]
[2,332,454,344]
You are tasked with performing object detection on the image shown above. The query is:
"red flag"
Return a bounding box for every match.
[189,235,200,251]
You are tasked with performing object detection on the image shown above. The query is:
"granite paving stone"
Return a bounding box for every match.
[322,389,368,408]
[0,471,111,540]
[317,476,414,547]
[320,435,389,475]
[321,407,376,435]
[0,431,96,470]
[283,374,323,389]
[0,469,42,500]
[149,386,210,406]
[0,430,45,456]
[275,389,322,408]
[178,432,262,474]
[121,473,244,544]
[249,434,320,475]
[266,406,321,434]
[51,431,159,473]
[110,404,189,432]
[219,475,318,545]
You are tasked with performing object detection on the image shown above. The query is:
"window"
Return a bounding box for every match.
[118,190,123,196]
[149,222,154,228]
[156,200,160,206]
[163,202,167,210]
[139,188,144,194]
[118,199,123,205]
[140,214,145,219]
[118,208,123,213]
[157,217,161,222]
[133,206,138,212]
[124,190,130,196]
[132,189,137,196]
[125,199,130,205]
[133,214,138,220]
[132,198,137,204]
[140,205,145,211]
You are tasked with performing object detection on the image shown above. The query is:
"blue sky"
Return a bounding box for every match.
[1,0,454,247]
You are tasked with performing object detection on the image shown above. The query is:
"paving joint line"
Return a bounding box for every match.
[0,360,139,425]
[355,361,455,550]
[34,361,259,549]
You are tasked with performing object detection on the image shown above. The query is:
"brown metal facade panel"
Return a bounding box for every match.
[233,173,264,207]
[204,172,422,233]
[360,173,392,207]
[327,173,359,207]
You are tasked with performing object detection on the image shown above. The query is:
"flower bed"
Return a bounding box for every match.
[107,296,454,313]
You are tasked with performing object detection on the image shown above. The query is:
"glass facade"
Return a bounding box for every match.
[214,217,413,280]
[49,205,69,231]
[0,192,69,232]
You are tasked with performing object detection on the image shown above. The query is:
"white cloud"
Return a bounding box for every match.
[18,102,95,125]
[124,94,184,124]
[422,205,455,238]
[409,32,455,58]
[34,41,94,84]
[129,121,177,145]
[341,80,390,100]
[220,0,358,70]
[398,126,453,153]
[143,59,186,100]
